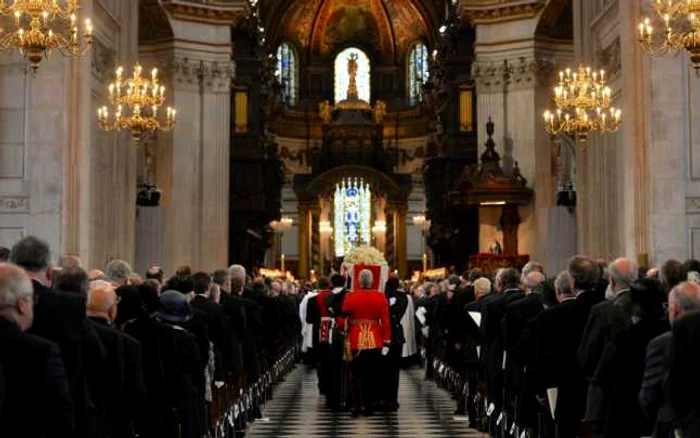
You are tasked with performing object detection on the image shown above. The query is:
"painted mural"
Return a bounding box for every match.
[279,0,428,59]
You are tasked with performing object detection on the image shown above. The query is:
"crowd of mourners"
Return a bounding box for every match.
[404,257,700,438]
[0,236,301,438]
[4,234,700,438]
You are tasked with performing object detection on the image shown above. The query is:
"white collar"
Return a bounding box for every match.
[332,287,344,294]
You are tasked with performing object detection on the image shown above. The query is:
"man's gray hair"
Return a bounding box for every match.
[609,258,638,289]
[228,264,246,282]
[555,270,574,297]
[524,271,546,293]
[104,259,132,284]
[358,269,373,289]
[522,261,545,278]
[473,277,491,296]
[0,263,33,310]
[670,282,700,313]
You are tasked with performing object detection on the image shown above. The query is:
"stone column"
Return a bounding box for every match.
[394,205,408,277]
[297,203,311,278]
[138,46,234,274]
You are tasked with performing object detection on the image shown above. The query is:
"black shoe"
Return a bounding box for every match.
[364,410,375,417]
[351,410,360,418]
[454,408,466,416]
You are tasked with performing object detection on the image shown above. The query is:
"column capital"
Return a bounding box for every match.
[472,56,556,93]
[169,56,236,93]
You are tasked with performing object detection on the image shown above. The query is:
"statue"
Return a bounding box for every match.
[346,52,359,99]
[373,100,386,124]
[489,239,502,255]
[319,100,331,124]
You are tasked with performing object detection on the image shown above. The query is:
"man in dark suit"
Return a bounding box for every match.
[656,282,700,438]
[532,268,595,438]
[480,268,525,435]
[327,273,350,411]
[190,271,228,383]
[10,236,106,438]
[0,262,75,437]
[87,280,146,438]
[502,270,545,430]
[578,257,637,437]
[381,277,408,412]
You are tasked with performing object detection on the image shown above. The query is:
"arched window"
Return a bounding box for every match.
[276,42,297,106]
[334,48,371,104]
[407,42,429,105]
[334,178,371,257]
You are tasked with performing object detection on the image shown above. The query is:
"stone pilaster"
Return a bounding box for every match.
[297,203,311,279]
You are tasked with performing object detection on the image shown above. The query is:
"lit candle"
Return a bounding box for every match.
[281,253,285,272]
[108,83,114,96]
[151,68,158,81]
[85,19,93,36]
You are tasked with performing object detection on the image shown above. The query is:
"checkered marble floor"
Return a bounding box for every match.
[247,365,488,438]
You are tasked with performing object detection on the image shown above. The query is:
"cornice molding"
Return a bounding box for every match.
[161,0,247,26]
[460,0,545,25]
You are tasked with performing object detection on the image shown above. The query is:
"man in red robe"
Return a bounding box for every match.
[342,268,391,417]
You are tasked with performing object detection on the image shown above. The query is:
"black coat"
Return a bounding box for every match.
[533,298,591,427]
[191,295,228,380]
[639,330,673,438]
[480,289,524,403]
[219,292,247,378]
[602,315,666,438]
[502,293,544,391]
[668,311,700,438]
[88,317,146,438]
[122,316,178,438]
[28,280,107,438]
[0,317,74,437]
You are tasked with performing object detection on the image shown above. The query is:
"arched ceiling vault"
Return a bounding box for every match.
[264,0,438,62]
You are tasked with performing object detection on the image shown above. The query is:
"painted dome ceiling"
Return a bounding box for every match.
[267,0,434,60]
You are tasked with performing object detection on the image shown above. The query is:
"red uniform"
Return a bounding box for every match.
[342,290,391,351]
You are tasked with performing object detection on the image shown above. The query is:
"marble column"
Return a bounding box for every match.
[394,205,408,277]
[136,48,234,274]
[297,203,311,279]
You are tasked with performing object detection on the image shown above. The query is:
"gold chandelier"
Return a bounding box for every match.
[542,64,622,146]
[97,63,177,145]
[0,0,93,71]
[638,0,700,73]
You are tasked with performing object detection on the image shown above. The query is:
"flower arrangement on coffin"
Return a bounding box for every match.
[341,245,389,292]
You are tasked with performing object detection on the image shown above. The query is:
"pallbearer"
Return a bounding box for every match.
[342,269,391,417]
[305,277,333,399]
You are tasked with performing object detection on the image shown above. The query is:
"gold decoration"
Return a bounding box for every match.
[0,0,93,71]
[638,0,700,74]
[97,63,177,145]
[542,64,621,146]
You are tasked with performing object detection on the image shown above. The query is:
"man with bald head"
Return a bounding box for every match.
[651,282,700,438]
[87,280,146,437]
[0,263,74,437]
[578,257,639,436]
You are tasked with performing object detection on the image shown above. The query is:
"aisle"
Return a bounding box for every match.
[247,365,487,438]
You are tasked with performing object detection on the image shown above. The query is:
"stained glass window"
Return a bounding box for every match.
[408,42,429,105]
[334,48,371,104]
[276,42,297,106]
[334,178,371,257]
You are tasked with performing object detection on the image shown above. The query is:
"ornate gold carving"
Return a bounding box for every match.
[461,0,546,25]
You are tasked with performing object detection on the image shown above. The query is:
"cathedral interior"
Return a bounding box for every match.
[0,0,695,277]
